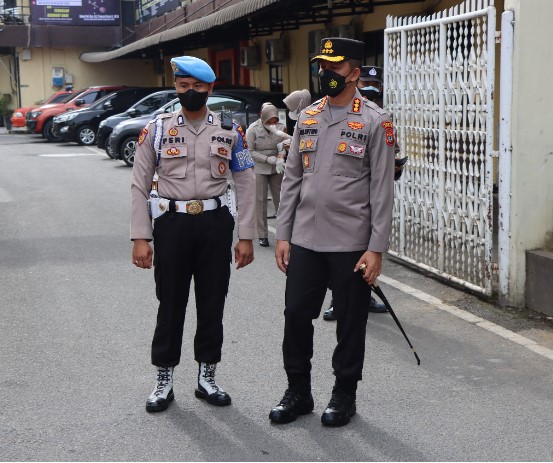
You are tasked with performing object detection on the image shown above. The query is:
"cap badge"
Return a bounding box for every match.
[322,40,334,54]
[171,62,178,73]
[369,68,377,76]
[168,127,178,136]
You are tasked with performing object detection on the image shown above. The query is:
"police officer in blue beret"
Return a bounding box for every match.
[131,56,256,413]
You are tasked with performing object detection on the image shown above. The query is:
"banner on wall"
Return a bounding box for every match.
[30,0,121,25]
[137,0,179,23]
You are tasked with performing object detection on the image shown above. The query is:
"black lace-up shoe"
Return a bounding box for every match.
[146,366,174,413]
[259,238,270,247]
[323,304,335,321]
[321,387,356,427]
[195,362,231,406]
[269,389,314,424]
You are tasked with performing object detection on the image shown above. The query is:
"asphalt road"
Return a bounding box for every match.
[1,131,552,461]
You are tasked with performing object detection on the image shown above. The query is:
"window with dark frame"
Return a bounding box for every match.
[269,65,283,92]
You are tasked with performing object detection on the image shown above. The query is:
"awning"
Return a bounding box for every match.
[80,0,280,63]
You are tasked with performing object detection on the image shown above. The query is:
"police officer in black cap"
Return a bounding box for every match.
[270,38,395,427]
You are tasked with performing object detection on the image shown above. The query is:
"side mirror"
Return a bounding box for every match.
[74,99,85,106]
[127,108,138,117]
[103,101,112,109]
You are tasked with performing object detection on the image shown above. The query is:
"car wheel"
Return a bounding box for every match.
[42,119,61,142]
[122,136,138,167]
[77,126,96,145]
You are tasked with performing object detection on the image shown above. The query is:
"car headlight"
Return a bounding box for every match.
[29,110,42,119]
[13,111,23,118]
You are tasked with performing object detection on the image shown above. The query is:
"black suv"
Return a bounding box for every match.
[97,89,177,155]
[52,87,163,145]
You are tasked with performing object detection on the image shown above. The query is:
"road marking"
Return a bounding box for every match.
[39,152,104,157]
[267,225,553,361]
[378,274,553,361]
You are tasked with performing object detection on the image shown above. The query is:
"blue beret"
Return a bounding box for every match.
[170,56,216,83]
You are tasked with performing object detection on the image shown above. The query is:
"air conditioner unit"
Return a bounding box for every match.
[329,24,355,39]
[240,46,260,68]
[308,29,328,55]
[265,39,286,63]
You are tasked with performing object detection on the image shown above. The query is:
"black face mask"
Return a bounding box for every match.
[318,69,350,97]
[178,89,208,112]
[359,88,381,101]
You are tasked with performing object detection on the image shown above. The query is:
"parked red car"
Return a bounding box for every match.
[10,90,74,130]
[26,85,127,141]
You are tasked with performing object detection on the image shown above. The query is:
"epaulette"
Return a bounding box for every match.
[362,98,389,116]
[147,112,172,126]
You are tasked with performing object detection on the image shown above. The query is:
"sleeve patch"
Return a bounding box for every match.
[382,121,395,147]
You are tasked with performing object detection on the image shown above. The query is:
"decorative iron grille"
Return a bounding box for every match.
[384,0,496,295]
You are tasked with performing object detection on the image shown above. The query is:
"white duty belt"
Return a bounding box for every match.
[151,194,228,219]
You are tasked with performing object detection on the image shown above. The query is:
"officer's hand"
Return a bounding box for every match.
[354,251,382,285]
[234,239,254,269]
[275,240,290,274]
[132,239,153,269]
[267,156,278,165]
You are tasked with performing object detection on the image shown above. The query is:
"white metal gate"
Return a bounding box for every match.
[384,0,496,295]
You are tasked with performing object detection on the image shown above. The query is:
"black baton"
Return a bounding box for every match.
[360,265,421,365]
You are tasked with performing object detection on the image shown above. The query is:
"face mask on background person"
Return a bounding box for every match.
[318,69,352,97]
[178,89,208,112]
[359,86,381,101]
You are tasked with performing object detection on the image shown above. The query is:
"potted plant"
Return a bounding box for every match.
[0,95,13,131]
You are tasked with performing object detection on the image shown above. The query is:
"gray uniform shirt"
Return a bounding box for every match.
[246,119,286,175]
[131,108,256,241]
[276,90,395,252]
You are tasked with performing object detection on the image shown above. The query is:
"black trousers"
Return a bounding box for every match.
[151,207,234,367]
[283,244,372,385]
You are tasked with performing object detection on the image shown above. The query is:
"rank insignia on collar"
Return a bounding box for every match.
[218,147,228,156]
[138,128,148,146]
[338,142,347,153]
[317,96,328,110]
[302,119,318,126]
[218,162,226,174]
[168,127,178,136]
[302,153,310,168]
[352,98,362,113]
[177,115,184,125]
[347,121,365,130]
[305,109,321,116]
[167,147,180,156]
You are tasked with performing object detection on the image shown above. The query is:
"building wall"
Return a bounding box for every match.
[16,47,163,106]
[504,0,553,307]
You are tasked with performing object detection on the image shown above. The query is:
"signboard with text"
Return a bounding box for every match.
[137,0,179,23]
[30,0,121,25]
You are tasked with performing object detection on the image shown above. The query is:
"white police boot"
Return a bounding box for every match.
[145,366,174,412]
[194,362,231,406]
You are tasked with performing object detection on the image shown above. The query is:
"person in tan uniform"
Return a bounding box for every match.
[269,38,396,427]
[246,104,289,247]
[131,56,256,413]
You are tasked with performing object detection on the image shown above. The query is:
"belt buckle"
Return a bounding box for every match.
[186,200,203,215]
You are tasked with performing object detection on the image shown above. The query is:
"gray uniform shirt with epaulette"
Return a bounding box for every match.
[130,108,256,241]
[276,89,395,253]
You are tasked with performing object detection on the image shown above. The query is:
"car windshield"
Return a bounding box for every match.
[51,93,71,104]
[66,89,87,103]
[88,92,116,110]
